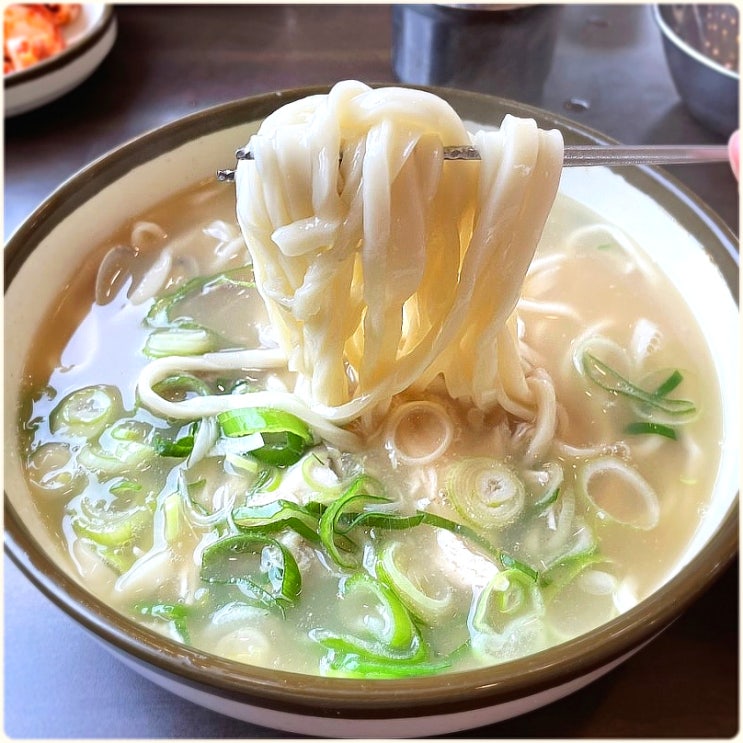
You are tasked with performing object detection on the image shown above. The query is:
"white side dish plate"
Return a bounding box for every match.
[4,4,117,117]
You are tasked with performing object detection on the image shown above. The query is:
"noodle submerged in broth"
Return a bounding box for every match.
[19,82,721,677]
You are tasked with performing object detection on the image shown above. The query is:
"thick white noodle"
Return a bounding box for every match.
[136,349,362,450]
[234,81,564,426]
[383,400,454,466]
[130,220,167,249]
[523,368,558,464]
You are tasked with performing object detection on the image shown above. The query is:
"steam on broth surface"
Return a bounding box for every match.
[19,84,721,678]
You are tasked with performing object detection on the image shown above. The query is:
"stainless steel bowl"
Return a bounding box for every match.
[653,4,739,136]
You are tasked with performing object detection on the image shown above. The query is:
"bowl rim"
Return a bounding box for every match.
[652,3,740,81]
[4,84,740,717]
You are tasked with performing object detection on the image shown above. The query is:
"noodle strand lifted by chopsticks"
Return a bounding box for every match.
[235,81,563,426]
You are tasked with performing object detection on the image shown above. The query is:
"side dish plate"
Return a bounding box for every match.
[4,4,117,117]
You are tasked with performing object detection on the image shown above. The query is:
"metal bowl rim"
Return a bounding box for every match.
[652,4,740,81]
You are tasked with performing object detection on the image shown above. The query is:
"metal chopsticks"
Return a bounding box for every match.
[216,143,729,182]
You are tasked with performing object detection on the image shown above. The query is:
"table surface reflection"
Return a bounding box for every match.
[4,4,738,739]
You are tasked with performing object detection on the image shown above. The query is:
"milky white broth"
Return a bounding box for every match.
[18,177,722,677]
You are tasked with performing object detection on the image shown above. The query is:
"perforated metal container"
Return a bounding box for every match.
[653,4,739,135]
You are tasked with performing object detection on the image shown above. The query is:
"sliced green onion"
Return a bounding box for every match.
[323,639,472,678]
[318,472,536,580]
[318,475,389,568]
[232,499,322,544]
[532,486,560,513]
[339,508,538,582]
[77,443,152,475]
[624,421,677,440]
[582,353,696,417]
[524,462,564,515]
[144,326,219,358]
[71,500,151,549]
[376,541,454,624]
[152,373,214,401]
[50,385,123,439]
[177,476,211,518]
[202,575,280,612]
[542,557,623,641]
[108,479,143,497]
[218,407,314,467]
[471,569,545,651]
[218,407,312,441]
[534,514,598,579]
[109,419,154,443]
[445,458,525,529]
[146,270,255,328]
[653,369,684,397]
[384,400,454,465]
[162,491,182,543]
[348,572,418,651]
[147,274,214,327]
[82,542,137,574]
[541,550,606,597]
[310,572,424,662]
[225,455,283,494]
[154,430,196,457]
[201,533,301,610]
[323,652,450,679]
[135,601,191,643]
[310,628,425,663]
[497,552,539,581]
[473,569,544,629]
[26,442,87,497]
[250,431,310,467]
[301,452,343,498]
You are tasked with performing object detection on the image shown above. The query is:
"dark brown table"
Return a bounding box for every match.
[4,4,738,738]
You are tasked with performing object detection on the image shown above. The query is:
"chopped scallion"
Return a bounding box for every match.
[218,407,314,467]
[310,572,424,663]
[318,475,389,568]
[653,369,684,397]
[232,500,322,544]
[323,652,450,679]
[146,269,255,328]
[144,326,219,358]
[201,533,301,611]
[152,373,214,401]
[624,421,677,439]
[49,384,122,439]
[582,353,696,417]
[136,601,191,643]
[154,431,196,457]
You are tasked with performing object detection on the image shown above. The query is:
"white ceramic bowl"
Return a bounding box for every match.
[4,87,739,737]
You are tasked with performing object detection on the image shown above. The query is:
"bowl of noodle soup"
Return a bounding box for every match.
[4,84,738,737]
